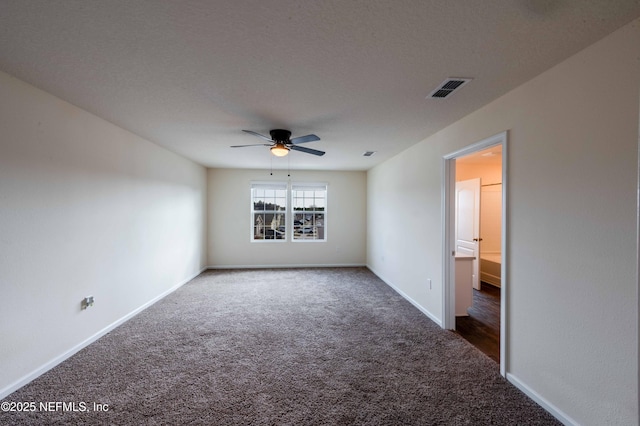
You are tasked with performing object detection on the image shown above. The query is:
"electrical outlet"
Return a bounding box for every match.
[428,279,432,290]
[81,296,94,310]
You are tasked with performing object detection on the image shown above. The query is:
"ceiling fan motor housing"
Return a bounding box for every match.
[270,129,292,143]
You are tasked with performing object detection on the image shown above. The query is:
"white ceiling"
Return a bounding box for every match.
[1,1,639,171]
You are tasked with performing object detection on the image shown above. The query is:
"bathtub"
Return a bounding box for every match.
[480,253,501,287]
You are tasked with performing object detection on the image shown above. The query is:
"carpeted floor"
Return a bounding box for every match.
[1,268,560,425]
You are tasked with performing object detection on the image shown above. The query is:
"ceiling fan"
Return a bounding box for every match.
[231,129,325,157]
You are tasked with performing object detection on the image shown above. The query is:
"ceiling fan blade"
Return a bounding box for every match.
[290,134,320,144]
[290,145,325,156]
[242,130,273,142]
[230,143,272,148]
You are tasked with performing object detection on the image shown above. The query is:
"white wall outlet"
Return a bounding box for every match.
[81,296,94,310]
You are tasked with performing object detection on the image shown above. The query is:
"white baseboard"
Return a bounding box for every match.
[506,373,577,426]
[206,263,366,269]
[0,267,206,400]
[366,265,442,327]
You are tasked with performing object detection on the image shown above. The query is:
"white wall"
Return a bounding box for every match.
[0,71,207,397]
[208,168,366,267]
[367,19,639,425]
[456,162,502,184]
[479,185,502,255]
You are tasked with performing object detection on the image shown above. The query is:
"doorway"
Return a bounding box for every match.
[442,131,507,376]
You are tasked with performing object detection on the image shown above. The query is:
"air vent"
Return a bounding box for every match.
[427,78,472,99]
[363,151,377,157]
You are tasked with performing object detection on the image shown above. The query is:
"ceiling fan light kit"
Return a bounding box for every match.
[270,143,290,157]
[232,129,325,157]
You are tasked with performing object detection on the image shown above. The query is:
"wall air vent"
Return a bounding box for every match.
[427,78,472,99]
[363,151,377,157]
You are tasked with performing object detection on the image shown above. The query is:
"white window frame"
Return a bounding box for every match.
[249,181,328,242]
[291,183,327,242]
[250,182,288,242]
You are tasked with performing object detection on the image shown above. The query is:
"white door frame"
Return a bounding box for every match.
[442,131,508,376]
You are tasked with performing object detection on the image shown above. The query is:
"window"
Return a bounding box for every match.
[250,182,327,242]
[292,184,327,241]
[251,182,287,241]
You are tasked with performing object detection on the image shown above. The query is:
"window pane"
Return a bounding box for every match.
[252,183,287,241]
[253,213,266,239]
[266,213,286,239]
[253,183,325,241]
[293,213,315,239]
[314,213,325,240]
[291,187,326,240]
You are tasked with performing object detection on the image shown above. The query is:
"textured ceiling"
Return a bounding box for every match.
[1,1,639,171]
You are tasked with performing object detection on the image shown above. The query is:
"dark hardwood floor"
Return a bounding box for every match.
[455,282,500,363]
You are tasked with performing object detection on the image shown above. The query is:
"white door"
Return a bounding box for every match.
[455,178,481,290]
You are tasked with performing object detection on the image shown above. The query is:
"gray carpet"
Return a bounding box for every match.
[2,267,560,425]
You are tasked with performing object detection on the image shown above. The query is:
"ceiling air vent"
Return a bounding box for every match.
[427,78,472,99]
[363,151,377,157]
